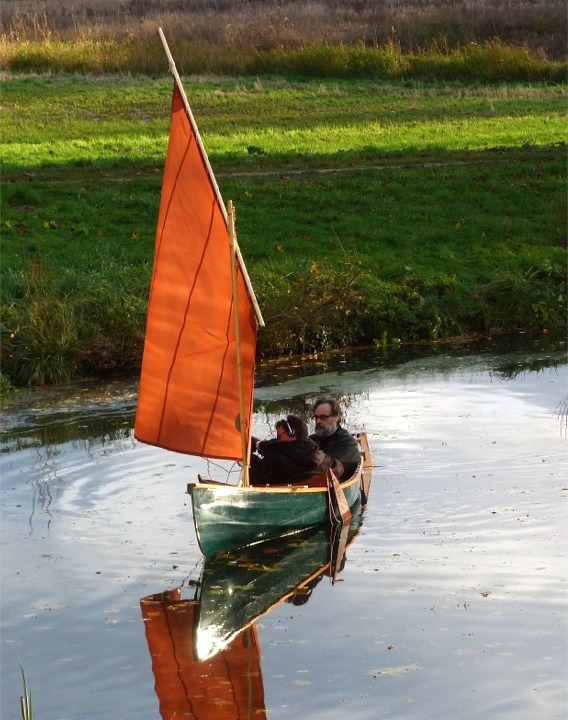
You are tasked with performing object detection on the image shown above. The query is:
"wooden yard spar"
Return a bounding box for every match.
[158,28,263,328]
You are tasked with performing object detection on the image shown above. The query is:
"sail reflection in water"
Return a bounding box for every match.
[141,591,265,720]
[141,510,365,719]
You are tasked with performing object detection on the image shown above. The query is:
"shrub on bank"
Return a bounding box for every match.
[250,262,566,359]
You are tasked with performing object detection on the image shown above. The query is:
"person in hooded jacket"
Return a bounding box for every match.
[249,415,343,486]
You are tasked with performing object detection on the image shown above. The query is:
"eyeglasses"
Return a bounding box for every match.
[313,413,333,421]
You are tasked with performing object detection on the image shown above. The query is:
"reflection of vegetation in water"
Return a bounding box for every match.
[5,413,138,530]
[492,354,568,380]
[28,444,65,527]
[256,332,566,388]
[2,333,565,454]
[555,396,568,436]
[253,392,362,437]
[202,457,242,484]
[1,409,135,455]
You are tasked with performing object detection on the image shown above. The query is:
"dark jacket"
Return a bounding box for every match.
[310,426,360,479]
[250,438,342,486]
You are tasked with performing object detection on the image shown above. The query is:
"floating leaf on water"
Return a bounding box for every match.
[31,602,68,611]
[370,663,422,677]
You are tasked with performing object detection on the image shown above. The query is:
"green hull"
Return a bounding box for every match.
[189,471,362,557]
[189,432,372,557]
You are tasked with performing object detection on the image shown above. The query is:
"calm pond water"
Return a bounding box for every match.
[1,336,566,720]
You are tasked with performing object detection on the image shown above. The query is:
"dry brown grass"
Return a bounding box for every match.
[1,0,566,59]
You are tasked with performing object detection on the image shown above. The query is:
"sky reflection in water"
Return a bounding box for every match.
[0,342,566,720]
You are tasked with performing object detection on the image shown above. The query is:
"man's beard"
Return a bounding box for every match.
[314,425,335,438]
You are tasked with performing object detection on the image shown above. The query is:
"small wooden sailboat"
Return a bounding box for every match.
[189,432,371,557]
[135,29,372,557]
[140,514,363,718]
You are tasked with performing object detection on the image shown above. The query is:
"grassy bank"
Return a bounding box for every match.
[1,74,566,387]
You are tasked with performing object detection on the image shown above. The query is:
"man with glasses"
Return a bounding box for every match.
[310,396,361,479]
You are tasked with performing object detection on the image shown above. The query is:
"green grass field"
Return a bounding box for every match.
[1,74,566,387]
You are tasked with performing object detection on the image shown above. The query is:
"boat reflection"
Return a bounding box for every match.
[141,510,365,719]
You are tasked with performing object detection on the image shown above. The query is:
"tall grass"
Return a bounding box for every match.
[1,260,147,386]
[1,0,566,60]
[1,38,565,81]
[1,0,566,79]
[1,261,80,386]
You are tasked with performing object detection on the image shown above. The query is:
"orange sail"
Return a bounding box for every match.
[134,83,259,461]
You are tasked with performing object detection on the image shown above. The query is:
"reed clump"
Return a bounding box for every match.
[1,261,80,386]
[19,661,35,720]
[1,260,147,386]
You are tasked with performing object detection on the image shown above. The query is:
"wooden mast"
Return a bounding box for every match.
[228,201,251,486]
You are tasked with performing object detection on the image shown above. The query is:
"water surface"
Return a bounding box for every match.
[1,338,566,719]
